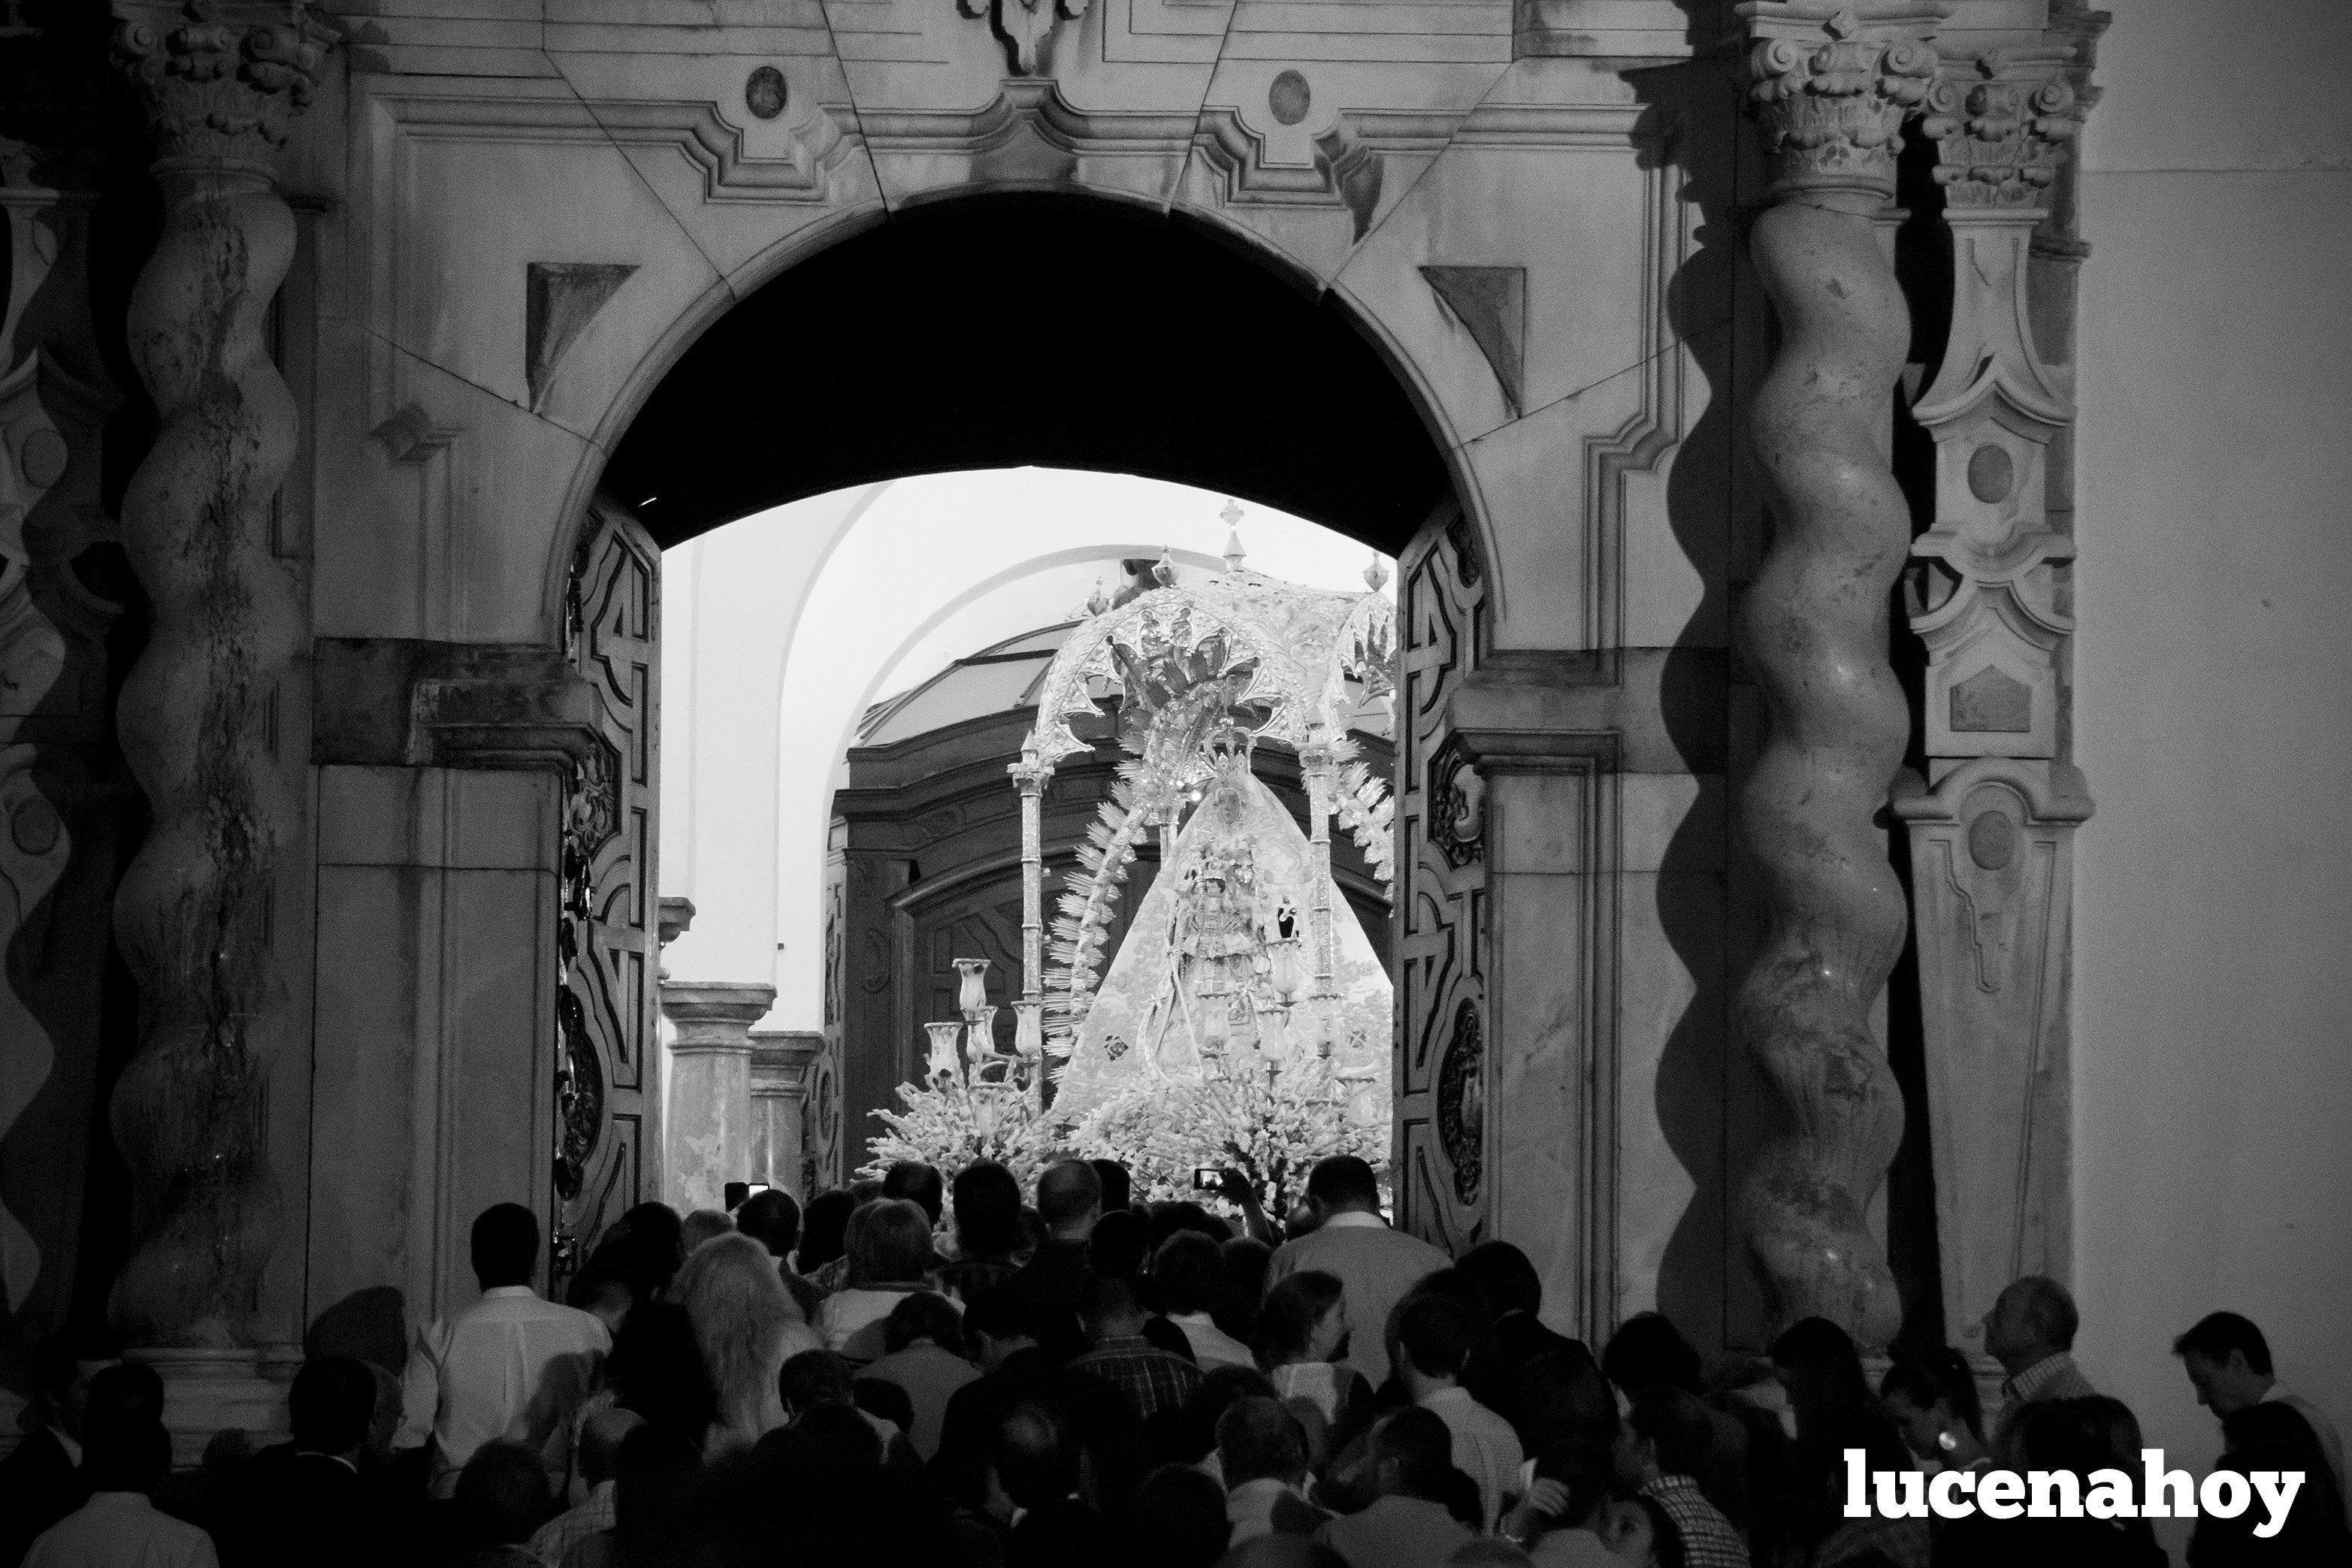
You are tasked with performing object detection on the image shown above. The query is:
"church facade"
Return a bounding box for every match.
[0,0,2343,1482]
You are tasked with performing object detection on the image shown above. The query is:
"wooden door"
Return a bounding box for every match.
[551,500,661,1284]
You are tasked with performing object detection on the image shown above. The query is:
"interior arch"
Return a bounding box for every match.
[602,194,1459,554]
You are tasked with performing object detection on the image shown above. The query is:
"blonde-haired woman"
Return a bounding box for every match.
[670,1231,822,1456]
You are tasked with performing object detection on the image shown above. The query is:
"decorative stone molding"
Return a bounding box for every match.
[104,0,326,1349]
[1731,0,1943,1349]
[957,0,1091,77]
[658,896,697,949]
[1921,49,2078,210]
[662,981,776,1212]
[112,0,332,168]
[1892,760,2089,1353]
[1738,2,1945,202]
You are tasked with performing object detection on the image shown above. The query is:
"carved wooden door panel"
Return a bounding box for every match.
[1393,512,1491,1254]
[552,501,661,1283]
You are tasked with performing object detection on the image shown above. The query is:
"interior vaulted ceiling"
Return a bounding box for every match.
[603,196,1456,554]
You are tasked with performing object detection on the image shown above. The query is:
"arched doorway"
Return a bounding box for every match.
[556,194,1461,1276]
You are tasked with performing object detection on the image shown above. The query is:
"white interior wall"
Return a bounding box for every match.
[2071,0,2352,1523]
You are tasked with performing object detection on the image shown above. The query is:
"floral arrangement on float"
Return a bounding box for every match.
[860,957,1061,1188]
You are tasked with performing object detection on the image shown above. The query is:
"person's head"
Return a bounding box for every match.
[1172,1364,1279,1464]
[1392,1291,1475,1393]
[1153,1231,1226,1317]
[963,1285,1042,1370]
[1617,1386,1713,1488]
[1091,1159,1134,1215]
[1090,1207,1152,1283]
[1457,1241,1542,1319]
[578,1406,643,1488]
[606,1299,718,1444]
[1217,1395,1310,1488]
[848,1178,886,1207]
[1036,1159,1104,1240]
[778,1348,856,1418]
[1769,1316,1872,1418]
[797,1189,855,1273]
[1366,1406,1454,1501]
[951,1161,1026,1258]
[470,1201,539,1291]
[993,1397,1080,1511]
[566,1258,635,1334]
[734,1189,802,1260]
[1079,1271,1149,1343]
[1879,1347,1985,1458]
[883,1289,969,1358]
[1302,1156,1382,1219]
[672,1231,802,1430]
[87,1361,165,1426]
[80,1409,171,1494]
[1601,1312,1701,1395]
[1256,1270,1348,1369]
[1529,1439,1616,1533]
[289,1355,376,1458]
[883,1161,946,1226]
[1517,1346,1620,1452]
[31,1327,119,1439]
[2173,1311,2275,1416]
[613,1202,686,1299]
[681,1208,736,1252]
[1135,1462,1232,1568]
[454,1440,550,1544]
[1982,1276,2077,1368]
[1595,1491,1683,1568]
[845,1197,935,1285]
[1147,1201,1231,1251]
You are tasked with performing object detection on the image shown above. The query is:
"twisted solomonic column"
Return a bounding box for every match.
[1732,1,1942,1349]
[107,1,328,1347]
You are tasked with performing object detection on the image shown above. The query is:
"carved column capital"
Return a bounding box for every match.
[1921,50,2080,213]
[1737,2,1946,204]
[110,0,331,173]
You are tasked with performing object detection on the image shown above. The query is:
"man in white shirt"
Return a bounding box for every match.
[397,1202,611,1498]
[1154,1231,1256,1368]
[1262,1156,1448,1389]
[2175,1310,2350,1525]
[26,1412,217,1568]
[1395,1292,1521,1532]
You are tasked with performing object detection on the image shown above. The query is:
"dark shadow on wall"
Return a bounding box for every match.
[1628,53,1748,1355]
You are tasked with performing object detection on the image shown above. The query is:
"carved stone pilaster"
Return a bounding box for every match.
[1731,1,1944,1349]
[1891,760,2087,1352]
[104,0,328,1348]
[749,1029,824,1199]
[1906,40,2094,1364]
[661,981,775,1213]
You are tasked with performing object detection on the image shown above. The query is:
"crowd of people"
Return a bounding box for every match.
[2,1153,2343,1568]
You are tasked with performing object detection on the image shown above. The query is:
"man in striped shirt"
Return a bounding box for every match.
[1069,1273,1203,1424]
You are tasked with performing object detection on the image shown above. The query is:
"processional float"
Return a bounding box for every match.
[866,521,1402,1210]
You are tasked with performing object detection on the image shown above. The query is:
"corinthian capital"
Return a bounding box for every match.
[1922,50,2081,211]
[1737,2,1947,203]
[110,0,331,169]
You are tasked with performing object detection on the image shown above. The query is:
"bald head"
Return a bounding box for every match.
[1986,1276,2079,1370]
[1036,1160,1102,1239]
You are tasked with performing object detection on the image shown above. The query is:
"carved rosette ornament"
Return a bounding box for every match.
[104,0,327,1346]
[1731,0,1943,1349]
